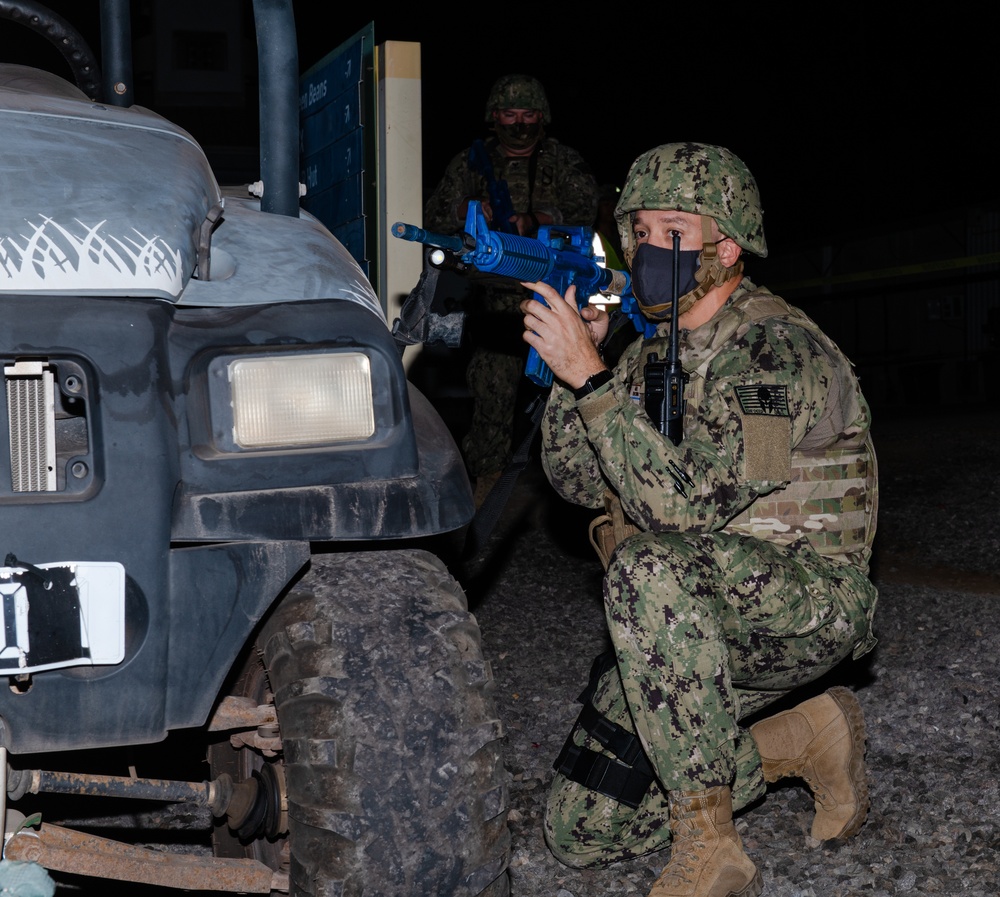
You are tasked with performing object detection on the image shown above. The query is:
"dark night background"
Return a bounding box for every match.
[4,2,991,254]
[5,2,997,416]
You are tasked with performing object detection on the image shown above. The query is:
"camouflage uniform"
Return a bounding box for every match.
[424,88,598,478]
[541,275,879,866]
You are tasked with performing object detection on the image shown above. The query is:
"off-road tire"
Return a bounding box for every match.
[213,549,510,897]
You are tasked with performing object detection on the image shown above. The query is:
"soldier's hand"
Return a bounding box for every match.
[509,211,552,236]
[579,303,610,346]
[520,282,606,390]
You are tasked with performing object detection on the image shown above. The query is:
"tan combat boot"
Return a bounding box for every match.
[648,786,762,897]
[749,686,869,842]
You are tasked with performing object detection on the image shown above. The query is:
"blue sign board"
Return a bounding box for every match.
[299,24,374,278]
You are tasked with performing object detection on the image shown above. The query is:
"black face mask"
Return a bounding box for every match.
[631,242,700,310]
[494,121,542,152]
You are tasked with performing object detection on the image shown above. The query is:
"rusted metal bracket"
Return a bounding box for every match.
[208,696,277,732]
[5,823,289,893]
[209,696,282,756]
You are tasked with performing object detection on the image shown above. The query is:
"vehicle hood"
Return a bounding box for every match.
[0,75,219,300]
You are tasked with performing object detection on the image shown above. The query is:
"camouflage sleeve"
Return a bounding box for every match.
[424,149,481,233]
[545,319,851,532]
[534,143,599,227]
[539,381,609,510]
[539,336,647,509]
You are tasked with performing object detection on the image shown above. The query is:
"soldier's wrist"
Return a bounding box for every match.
[572,369,613,400]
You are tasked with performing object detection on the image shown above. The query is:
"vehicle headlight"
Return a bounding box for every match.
[228,352,374,448]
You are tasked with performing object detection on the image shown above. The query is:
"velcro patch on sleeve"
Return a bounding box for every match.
[733,384,791,483]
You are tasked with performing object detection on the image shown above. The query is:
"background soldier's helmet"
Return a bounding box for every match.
[614,142,768,264]
[484,74,551,122]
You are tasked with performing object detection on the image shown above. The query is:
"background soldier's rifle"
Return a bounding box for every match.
[468,139,517,234]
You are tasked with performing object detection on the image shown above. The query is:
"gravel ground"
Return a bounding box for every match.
[25,407,1000,896]
[465,407,1000,897]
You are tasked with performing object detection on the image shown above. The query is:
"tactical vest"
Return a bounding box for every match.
[675,290,878,567]
[609,289,877,571]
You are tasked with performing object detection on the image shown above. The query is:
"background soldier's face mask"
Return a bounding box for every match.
[631,242,701,319]
[494,121,542,151]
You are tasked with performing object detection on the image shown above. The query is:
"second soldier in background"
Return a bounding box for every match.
[424,74,599,504]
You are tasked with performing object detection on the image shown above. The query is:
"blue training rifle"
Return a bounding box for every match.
[391,201,656,387]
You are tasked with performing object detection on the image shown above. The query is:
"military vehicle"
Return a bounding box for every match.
[0,1,509,893]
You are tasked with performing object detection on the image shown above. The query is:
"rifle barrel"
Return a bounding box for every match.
[391,222,466,254]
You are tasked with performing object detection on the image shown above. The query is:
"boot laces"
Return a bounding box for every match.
[801,771,832,806]
[658,856,699,887]
[659,806,707,886]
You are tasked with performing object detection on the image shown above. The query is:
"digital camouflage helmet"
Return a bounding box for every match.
[614,142,768,263]
[614,142,767,318]
[484,74,551,122]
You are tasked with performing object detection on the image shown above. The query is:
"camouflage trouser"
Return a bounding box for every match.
[460,282,531,478]
[461,347,523,478]
[545,529,877,868]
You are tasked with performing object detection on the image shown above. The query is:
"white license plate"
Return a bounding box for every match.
[0,561,126,675]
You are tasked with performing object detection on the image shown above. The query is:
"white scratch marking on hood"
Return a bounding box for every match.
[0,217,184,297]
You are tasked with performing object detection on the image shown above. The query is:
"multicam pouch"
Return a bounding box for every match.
[588,490,640,570]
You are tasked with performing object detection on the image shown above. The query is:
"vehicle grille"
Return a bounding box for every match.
[5,361,56,492]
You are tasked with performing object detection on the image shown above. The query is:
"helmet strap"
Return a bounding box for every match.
[640,216,743,319]
[694,215,743,287]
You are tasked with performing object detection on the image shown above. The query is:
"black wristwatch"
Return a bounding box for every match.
[572,369,614,400]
